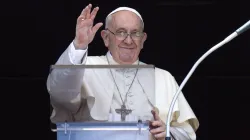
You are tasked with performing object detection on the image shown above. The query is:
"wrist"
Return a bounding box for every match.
[73,40,87,50]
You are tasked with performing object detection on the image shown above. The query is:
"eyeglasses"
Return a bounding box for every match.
[106,28,144,41]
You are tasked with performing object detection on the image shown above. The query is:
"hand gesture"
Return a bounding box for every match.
[149,109,167,140]
[74,4,103,49]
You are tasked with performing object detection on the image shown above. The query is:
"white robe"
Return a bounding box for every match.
[47,42,199,140]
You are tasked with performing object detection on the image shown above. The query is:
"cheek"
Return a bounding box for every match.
[110,40,121,50]
[135,41,143,49]
[109,41,120,53]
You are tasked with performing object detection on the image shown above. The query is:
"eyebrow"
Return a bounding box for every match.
[115,28,141,32]
[115,28,127,31]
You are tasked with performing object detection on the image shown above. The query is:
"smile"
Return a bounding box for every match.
[119,47,135,49]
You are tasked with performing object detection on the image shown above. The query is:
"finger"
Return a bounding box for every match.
[150,120,162,127]
[77,5,90,25]
[76,19,90,31]
[80,5,88,17]
[92,22,103,34]
[90,7,99,21]
[150,126,165,134]
[77,15,86,25]
[86,4,92,19]
[149,120,161,130]
[151,109,160,121]
[153,131,166,139]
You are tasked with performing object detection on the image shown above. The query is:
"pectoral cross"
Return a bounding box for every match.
[115,104,132,121]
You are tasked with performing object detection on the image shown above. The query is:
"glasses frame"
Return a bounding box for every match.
[106,28,144,41]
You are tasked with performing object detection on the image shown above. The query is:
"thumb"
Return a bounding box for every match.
[92,22,103,34]
[151,107,160,121]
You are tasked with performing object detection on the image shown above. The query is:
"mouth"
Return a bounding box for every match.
[119,47,135,52]
[119,46,136,51]
[117,46,137,61]
[119,46,135,49]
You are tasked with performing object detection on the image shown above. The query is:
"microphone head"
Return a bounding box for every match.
[236,20,250,35]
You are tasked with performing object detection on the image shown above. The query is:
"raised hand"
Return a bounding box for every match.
[73,4,103,49]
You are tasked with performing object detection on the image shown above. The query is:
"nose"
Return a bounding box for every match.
[123,35,133,45]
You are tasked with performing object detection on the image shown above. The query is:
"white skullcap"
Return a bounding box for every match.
[106,7,144,24]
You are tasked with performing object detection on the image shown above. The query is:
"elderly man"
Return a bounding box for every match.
[47,4,199,140]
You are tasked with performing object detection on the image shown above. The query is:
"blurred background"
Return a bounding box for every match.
[1,0,249,139]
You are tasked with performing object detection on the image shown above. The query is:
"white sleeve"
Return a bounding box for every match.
[170,121,196,140]
[47,41,88,113]
[68,42,88,64]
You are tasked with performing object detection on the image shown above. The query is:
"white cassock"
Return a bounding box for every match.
[47,42,199,140]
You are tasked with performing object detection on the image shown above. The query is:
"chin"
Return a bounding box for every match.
[118,53,138,63]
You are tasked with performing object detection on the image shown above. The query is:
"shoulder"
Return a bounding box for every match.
[155,67,172,76]
[86,55,107,64]
[155,67,177,84]
[141,61,174,77]
[140,61,176,81]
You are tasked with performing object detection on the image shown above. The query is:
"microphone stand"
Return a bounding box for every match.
[165,20,250,140]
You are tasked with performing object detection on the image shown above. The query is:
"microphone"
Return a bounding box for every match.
[165,20,250,140]
[236,20,250,35]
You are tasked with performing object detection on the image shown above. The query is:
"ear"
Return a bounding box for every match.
[101,30,109,47]
[141,32,147,49]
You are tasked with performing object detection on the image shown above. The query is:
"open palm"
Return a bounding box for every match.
[74,4,103,49]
